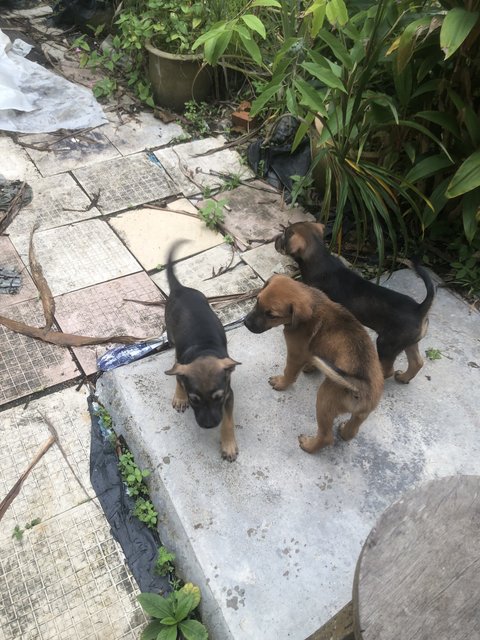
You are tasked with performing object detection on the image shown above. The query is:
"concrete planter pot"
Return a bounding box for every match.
[145,39,213,112]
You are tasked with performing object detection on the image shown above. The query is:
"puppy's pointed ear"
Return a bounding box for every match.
[165,362,188,376]
[314,222,325,236]
[220,357,241,372]
[290,296,313,327]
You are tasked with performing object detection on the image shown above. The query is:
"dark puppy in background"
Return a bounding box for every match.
[276,222,435,383]
[244,275,384,453]
[164,241,240,461]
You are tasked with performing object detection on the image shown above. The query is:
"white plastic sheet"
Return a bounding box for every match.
[0,28,107,133]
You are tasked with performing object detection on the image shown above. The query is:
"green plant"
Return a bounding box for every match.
[12,525,24,541]
[425,347,442,361]
[138,583,208,640]
[118,450,151,497]
[133,498,158,528]
[199,199,227,229]
[155,546,176,576]
[184,100,212,136]
[223,174,241,190]
[223,233,234,244]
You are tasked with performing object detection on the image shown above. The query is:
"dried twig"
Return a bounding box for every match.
[29,224,55,330]
[0,181,27,235]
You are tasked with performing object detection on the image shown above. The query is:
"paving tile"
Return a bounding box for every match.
[108,207,223,271]
[54,273,165,375]
[240,241,298,281]
[0,387,93,536]
[73,152,179,214]
[0,300,79,406]
[213,181,314,249]
[152,244,262,323]
[22,130,120,177]
[6,173,101,238]
[9,219,141,297]
[154,136,254,196]
[100,110,184,156]
[0,135,41,182]
[0,237,37,310]
[0,500,147,640]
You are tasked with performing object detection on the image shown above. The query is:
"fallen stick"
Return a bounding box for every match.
[0,436,56,523]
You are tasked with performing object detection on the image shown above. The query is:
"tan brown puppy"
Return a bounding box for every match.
[275,222,435,383]
[244,275,384,453]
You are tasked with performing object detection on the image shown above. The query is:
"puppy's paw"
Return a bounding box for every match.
[298,433,333,453]
[302,362,316,374]
[394,370,411,384]
[172,395,189,412]
[269,375,290,390]
[221,444,239,462]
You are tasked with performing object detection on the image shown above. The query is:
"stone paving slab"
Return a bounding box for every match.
[54,273,165,376]
[73,153,179,215]
[214,182,315,248]
[0,135,41,182]
[152,244,262,324]
[240,241,298,280]
[22,130,121,178]
[154,136,253,197]
[100,111,184,157]
[9,219,141,297]
[98,269,480,640]
[0,237,37,310]
[6,173,100,237]
[0,300,79,406]
[109,207,224,271]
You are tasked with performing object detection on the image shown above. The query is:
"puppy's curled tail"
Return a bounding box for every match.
[310,356,359,393]
[412,261,435,317]
[166,240,189,294]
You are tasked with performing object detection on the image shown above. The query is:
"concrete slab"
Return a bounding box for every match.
[9,219,141,297]
[97,270,480,640]
[0,300,79,406]
[54,273,165,376]
[109,207,224,271]
[6,173,100,238]
[154,136,253,197]
[0,388,146,640]
[240,241,298,280]
[100,111,184,156]
[0,237,37,310]
[0,135,41,182]
[152,244,262,323]
[73,153,179,215]
[215,183,314,249]
[22,130,121,177]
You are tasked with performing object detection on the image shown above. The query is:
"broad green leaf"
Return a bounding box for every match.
[310,2,326,37]
[316,28,353,69]
[178,619,209,640]
[238,31,262,65]
[394,17,433,72]
[294,77,328,115]
[160,617,178,626]
[137,593,173,619]
[401,119,452,162]
[241,14,266,38]
[192,24,225,50]
[415,110,460,137]
[140,620,166,640]
[301,61,346,92]
[440,8,479,59]
[291,112,315,152]
[181,583,201,610]
[463,107,480,147]
[251,0,281,6]
[325,0,348,27]
[204,29,233,65]
[405,155,453,184]
[446,150,480,198]
[250,83,282,117]
[462,188,480,243]
[285,87,298,115]
[158,627,178,640]
[174,592,195,622]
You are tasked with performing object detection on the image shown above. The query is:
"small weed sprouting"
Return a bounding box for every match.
[133,498,158,529]
[138,583,208,640]
[25,518,41,530]
[94,404,113,430]
[223,234,234,245]
[199,199,227,230]
[155,546,176,576]
[118,450,150,497]
[184,100,211,136]
[12,525,24,541]
[425,348,442,361]
[223,174,241,191]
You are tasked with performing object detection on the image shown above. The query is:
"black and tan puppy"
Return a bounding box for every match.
[164,241,240,461]
[275,221,435,383]
[244,275,384,453]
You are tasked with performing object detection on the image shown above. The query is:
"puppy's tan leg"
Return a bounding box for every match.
[298,380,337,453]
[220,389,238,462]
[172,377,189,412]
[380,357,395,379]
[395,343,424,384]
[339,411,370,441]
[270,332,310,390]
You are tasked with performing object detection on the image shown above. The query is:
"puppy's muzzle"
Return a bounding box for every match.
[244,311,267,334]
[274,232,286,254]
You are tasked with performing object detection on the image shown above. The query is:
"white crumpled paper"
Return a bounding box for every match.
[0,28,107,133]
